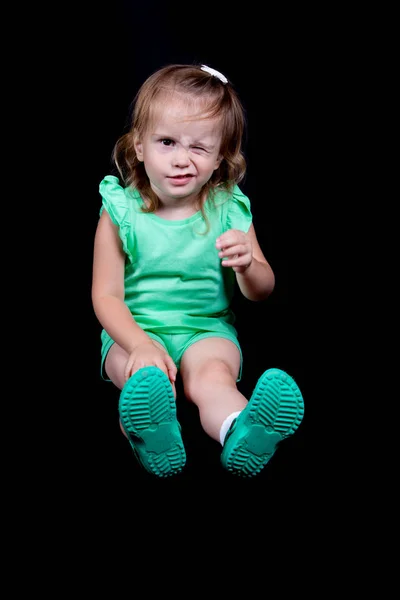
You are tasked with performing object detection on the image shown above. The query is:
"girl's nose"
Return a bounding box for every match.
[173,147,190,167]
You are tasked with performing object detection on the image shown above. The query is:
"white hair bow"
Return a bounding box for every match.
[200,65,228,84]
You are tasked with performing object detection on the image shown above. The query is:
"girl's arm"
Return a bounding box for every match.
[216,223,275,301]
[91,210,153,353]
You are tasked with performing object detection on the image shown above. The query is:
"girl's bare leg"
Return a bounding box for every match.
[180,337,246,441]
[181,337,304,477]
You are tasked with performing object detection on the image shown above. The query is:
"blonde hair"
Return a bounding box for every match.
[113,64,247,220]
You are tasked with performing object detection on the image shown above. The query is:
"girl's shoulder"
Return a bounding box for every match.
[98,175,139,262]
[211,184,253,233]
[99,175,140,205]
[98,175,141,221]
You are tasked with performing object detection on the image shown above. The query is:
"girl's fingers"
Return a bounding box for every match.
[218,244,248,257]
[221,254,252,266]
[167,359,177,382]
[124,354,176,383]
[168,367,176,383]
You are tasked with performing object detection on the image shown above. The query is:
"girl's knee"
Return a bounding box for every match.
[183,359,236,401]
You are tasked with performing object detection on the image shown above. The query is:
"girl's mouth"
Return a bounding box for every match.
[168,175,194,185]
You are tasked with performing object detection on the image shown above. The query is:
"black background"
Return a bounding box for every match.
[34,2,326,526]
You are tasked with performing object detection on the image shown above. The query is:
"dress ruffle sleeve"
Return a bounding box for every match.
[225,185,253,232]
[99,175,135,263]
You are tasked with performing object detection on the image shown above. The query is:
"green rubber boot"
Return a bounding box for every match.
[119,366,186,477]
[221,368,304,477]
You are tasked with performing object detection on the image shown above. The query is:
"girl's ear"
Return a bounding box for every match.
[133,134,144,161]
[213,154,223,171]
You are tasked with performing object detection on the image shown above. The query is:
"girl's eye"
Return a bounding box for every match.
[161,139,174,146]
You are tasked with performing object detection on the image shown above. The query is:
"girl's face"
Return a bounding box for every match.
[134,98,223,205]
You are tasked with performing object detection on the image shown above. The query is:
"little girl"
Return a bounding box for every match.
[92,63,304,478]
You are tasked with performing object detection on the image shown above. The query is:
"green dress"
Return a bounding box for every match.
[98,175,253,365]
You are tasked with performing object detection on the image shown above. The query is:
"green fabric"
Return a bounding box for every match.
[98,175,252,356]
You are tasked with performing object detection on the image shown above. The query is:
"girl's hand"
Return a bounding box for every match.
[216,229,253,274]
[124,341,177,384]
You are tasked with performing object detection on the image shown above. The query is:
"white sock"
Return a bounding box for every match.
[219,411,241,446]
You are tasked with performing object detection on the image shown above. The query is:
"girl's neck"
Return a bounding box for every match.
[154,200,199,220]
[153,190,205,220]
